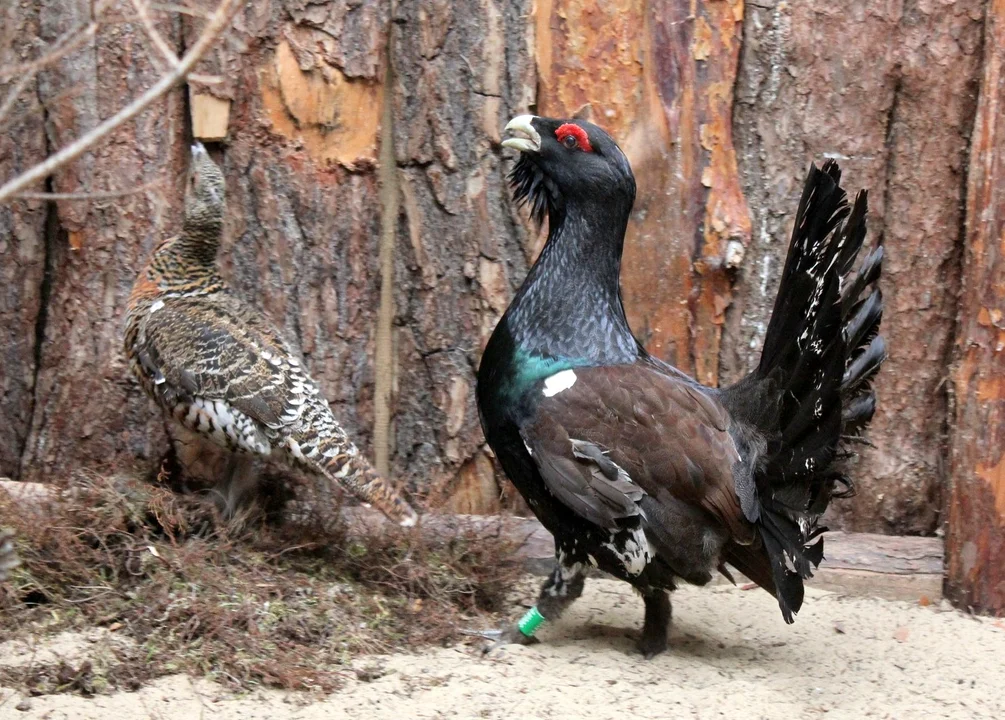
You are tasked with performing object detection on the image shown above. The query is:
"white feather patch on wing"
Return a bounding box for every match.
[609,527,653,577]
[542,369,578,397]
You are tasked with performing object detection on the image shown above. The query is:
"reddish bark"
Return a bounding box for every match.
[534,0,751,386]
[0,0,993,542]
[946,0,1005,614]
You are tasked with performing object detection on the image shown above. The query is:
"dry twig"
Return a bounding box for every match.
[0,0,116,128]
[128,0,221,85]
[0,472,522,694]
[14,179,165,202]
[0,0,244,205]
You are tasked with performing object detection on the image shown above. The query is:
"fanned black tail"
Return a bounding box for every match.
[722,161,885,622]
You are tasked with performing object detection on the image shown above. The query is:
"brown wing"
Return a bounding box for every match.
[522,364,755,543]
[138,294,316,430]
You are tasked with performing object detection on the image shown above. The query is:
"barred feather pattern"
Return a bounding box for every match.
[124,145,417,526]
[0,527,19,582]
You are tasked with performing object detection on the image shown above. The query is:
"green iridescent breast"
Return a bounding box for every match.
[503,349,588,400]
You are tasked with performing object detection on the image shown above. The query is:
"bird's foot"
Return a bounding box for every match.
[636,630,668,660]
[463,624,540,655]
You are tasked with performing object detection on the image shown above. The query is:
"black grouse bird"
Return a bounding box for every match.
[475,115,885,657]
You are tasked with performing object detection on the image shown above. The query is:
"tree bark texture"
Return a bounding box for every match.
[7,1,187,483]
[0,2,49,478]
[387,0,536,512]
[946,0,1005,614]
[728,0,984,534]
[0,0,994,539]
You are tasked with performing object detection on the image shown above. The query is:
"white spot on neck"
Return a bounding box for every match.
[150,299,165,313]
[542,369,578,397]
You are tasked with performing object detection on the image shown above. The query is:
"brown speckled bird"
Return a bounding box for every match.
[124,144,417,526]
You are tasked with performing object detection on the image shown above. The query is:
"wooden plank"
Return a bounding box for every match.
[255,506,951,601]
[189,91,231,142]
[945,0,1005,615]
[0,480,943,602]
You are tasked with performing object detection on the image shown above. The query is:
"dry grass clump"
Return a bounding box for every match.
[0,472,523,695]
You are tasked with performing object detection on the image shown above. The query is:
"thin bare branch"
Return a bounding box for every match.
[153,2,248,55]
[0,0,116,82]
[149,3,214,19]
[0,80,89,136]
[0,0,115,127]
[129,0,222,84]
[130,0,180,68]
[14,179,164,201]
[0,25,95,82]
[0,74,34,130]
[0,0,245,205]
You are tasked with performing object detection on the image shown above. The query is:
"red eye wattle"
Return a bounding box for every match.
[555,123,593,153]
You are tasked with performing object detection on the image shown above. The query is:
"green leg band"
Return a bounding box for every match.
[517,606,546,637]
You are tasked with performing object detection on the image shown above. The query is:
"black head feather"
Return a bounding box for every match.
[503,116,635,227]
[509,154,559,226]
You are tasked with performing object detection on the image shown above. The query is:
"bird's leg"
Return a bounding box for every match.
[156,421,186,492]
[474,553,585,652]
[637,588,671,659]
[213,454,258,520]
[536,557,587,622]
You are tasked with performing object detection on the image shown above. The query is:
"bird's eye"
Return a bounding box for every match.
[554,123,593,153]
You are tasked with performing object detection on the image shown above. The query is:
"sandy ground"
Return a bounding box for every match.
[2,577,1003,720]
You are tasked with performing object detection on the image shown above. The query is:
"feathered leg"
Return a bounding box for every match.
[212,454,258,519]
[637,589,671,659]
[473,551,586,652]
[165,422,232,493]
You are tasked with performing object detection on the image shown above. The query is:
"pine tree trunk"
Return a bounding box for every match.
[727,0,984,534]
[10,1,187,483]
[0,0,995,544]
[0,2,49,478]
[387,0,536,512]
[945,0,1005,614]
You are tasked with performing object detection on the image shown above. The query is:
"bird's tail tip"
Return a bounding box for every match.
[379,493,420,527]
[398,508,419,528]
[330,455,421,528]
